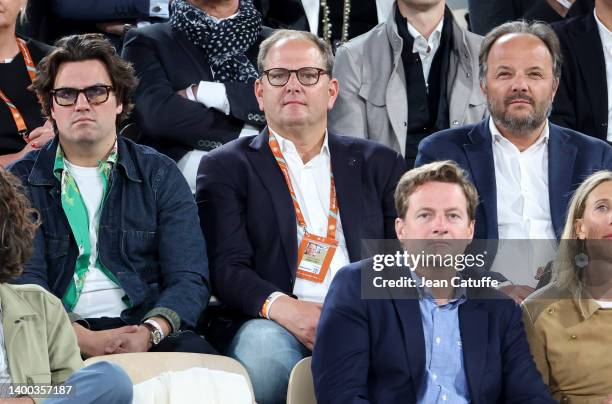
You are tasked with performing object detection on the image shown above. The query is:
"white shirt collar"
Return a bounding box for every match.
[489,117,549,149]
[269,128,330,158]
[594,8,612,50]
[209,10,239,23]
[406,17,444,55]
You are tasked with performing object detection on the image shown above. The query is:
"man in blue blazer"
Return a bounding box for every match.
[196,30,405,404]
[415,21,612,300]
[313,161,555,404]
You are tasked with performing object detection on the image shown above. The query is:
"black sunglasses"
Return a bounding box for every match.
[51,85,114,107]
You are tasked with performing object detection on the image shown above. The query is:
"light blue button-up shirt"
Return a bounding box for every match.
[411,272,470,403]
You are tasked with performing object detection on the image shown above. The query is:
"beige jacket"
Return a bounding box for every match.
[522,283,612,404]
[0,283,83,402]
[330,5,486,156]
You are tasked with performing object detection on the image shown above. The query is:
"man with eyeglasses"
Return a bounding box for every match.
[196,29,406,404]
[8,34,216,357]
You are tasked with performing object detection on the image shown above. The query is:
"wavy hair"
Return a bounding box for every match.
[0,170,40,283]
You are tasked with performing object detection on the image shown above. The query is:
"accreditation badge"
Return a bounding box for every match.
[296,232,338,283]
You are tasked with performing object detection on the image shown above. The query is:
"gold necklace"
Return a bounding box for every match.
[320,0,351,47]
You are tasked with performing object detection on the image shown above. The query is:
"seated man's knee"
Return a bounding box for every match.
[84,361,133,403]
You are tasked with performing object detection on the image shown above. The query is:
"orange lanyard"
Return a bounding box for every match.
[0,38,37,135]
[268,134,338,240]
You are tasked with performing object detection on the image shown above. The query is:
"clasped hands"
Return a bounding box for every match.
[72,323,152,358]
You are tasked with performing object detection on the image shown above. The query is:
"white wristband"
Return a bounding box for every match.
[144,318,166,339]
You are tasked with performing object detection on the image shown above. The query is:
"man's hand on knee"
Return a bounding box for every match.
[268,296,322,350]
[72,323,139,358]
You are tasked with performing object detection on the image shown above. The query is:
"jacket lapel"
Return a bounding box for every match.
[571,14,608,138]
[329,134,363,262]
[246,128,298,276]
[459,299,488,404]
[547,126,577,238]
[462,121,498,239]
[170,24,214,81]
[385,15,409,155]
[388,286,425,401]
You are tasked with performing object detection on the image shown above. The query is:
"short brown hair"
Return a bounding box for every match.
[0,170,40,283]
[257,29,334,74]
[394,161,479,220]
[31,33,138,125]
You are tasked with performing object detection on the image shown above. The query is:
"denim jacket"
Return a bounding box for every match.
[8,137,209,331]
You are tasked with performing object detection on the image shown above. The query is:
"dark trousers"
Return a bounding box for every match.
[86,317,218,354]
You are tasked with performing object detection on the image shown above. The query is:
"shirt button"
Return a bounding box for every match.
[452,120,459,126]
[442,394,448,401]
[570,334,577,340]
[152,5,161,12]
[435,337,441,344]
[432,373,437,380]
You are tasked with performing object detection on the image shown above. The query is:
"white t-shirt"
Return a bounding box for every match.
[64,160,128,319]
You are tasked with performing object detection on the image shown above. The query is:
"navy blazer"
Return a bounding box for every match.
[196,129,406,318]
[551,12,609,141]
[312,261,556,404]
[122,23,271,161]
[415,119,612,239]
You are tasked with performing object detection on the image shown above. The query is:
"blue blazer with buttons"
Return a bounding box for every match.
[196,128,406,320]
[415,119,612,239]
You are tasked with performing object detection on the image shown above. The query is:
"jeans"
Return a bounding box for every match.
[44,361,132,404]
[227,319,310,404]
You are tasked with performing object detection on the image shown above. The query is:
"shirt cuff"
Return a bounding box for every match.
[149,0,169,18]
[68,312,90,328]
[144,307,180,333]
[261,292,287,320]
[186,84,197,101]
[196,81,231,115]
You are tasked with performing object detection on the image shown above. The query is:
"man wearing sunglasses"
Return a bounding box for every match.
[8,34,215,358]
[196,29,406,404]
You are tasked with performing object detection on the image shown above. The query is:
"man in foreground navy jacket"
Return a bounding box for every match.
[312,161,555,404]
[9,34,213,357]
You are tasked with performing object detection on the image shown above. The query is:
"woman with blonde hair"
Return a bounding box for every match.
[522,170,612,404]
[0,0,54,166]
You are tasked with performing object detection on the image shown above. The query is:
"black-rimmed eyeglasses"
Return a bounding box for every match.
[51,85,114,107]
[262,67,329,87]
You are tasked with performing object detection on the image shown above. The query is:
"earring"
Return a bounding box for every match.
[574,237,588,268]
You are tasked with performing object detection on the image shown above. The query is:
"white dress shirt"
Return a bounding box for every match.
[594,8,612,142]
[406,17,444,87]
[270,129,351,304]
[489,118,557,287]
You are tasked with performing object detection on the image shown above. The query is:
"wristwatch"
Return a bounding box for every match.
[143,319,165,346]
